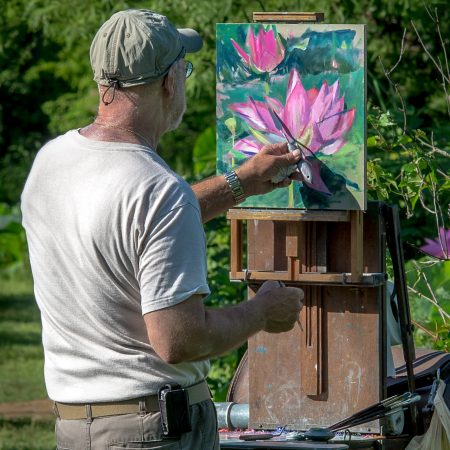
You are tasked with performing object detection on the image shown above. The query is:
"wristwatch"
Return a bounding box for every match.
[224,170,245,204]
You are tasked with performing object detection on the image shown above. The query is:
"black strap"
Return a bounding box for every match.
[101,79,120,106]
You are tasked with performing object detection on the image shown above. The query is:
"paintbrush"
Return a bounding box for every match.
[327,392,420,431]
[267,105,332,196]
[327,395,405,431]
[329,407,408,431]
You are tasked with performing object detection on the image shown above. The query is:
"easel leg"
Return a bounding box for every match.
[351,210,364,283]
[230,219,243,279]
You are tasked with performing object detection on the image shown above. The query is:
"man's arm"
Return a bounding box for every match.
[144,281,303,363]
[192,143,301,223]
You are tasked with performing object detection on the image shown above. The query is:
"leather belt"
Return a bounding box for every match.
[53,380,210,420]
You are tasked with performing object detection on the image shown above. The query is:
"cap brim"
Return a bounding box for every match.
[178,28,203,53]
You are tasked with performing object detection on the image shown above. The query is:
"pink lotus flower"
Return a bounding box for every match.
[231,27,285,73]
[229,69,355,156]
[420,228,450,259]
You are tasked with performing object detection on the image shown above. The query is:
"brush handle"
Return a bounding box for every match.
[288,141,298,152]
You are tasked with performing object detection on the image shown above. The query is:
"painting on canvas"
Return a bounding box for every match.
[216,23,366,210]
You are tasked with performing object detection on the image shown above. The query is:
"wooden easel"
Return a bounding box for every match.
[225,11,404,439]
[227,203,387,429]
[226,205,418,445]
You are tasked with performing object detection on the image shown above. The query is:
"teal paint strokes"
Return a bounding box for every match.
[216,23,366,210]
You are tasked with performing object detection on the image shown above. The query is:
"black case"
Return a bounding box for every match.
[158,384,192,438]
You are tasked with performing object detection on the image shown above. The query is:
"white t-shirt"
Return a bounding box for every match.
[21,130,211,403]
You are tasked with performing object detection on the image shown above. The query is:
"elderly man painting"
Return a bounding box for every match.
[21,9,303,449]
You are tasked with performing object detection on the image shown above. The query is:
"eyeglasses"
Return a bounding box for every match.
[162,48,193,83]
[185,61,193,79]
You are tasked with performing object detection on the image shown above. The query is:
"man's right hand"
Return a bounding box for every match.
[253,280,304,333]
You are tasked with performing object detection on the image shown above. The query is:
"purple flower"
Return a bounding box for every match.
[420,227,450,259]
[228,69,355,156]
[231,27,285,73]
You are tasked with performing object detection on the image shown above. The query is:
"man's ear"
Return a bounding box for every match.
[162,66,176,98]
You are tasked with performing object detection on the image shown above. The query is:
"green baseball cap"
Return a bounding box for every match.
[90,9,203,87]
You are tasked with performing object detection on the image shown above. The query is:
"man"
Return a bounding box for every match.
[21,9,304,449]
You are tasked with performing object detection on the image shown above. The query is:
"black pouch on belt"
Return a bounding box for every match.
[158,383,192,438]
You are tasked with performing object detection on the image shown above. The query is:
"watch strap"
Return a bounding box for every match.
[224,170,245,204]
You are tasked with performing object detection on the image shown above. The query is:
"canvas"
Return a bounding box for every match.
[216,23,366,210]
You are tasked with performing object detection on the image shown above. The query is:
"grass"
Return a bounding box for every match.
[0,418,55,450]
[0,271,55,449]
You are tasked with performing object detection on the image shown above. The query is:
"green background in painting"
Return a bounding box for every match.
[216,23,366,210]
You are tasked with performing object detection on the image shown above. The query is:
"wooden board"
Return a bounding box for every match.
[227,209,350,222]
[247,202,386,431]
[252,12,325,23]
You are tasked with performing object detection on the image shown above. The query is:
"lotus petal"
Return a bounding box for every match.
[231,39,250,65]
[282,70,311,139]
[317,97,345,135]
[420,228,450,259]
[233,27,285,74]
[300,157,332,196]
[254,29,285,72]
[229,97,280,134]
[307,86,319,104]
[320,138,346,155]
[234,136,263,155]
[322,108,355,142]
[310,81,331,125]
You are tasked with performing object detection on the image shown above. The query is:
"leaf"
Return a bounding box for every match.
[367,135,380,147]
[290,37,310,51]
[378,112,395,127]
[230,149,248,161]
[396,134,413,146]
[410,192,420,209]
[193,126,216,176]
[401,162,416,175]
[224,117,237,135]
[248,127,271,145]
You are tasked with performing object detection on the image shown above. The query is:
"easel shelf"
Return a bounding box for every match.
[227,208,350,222]
[230,270,385,286]
[227,208,368,286]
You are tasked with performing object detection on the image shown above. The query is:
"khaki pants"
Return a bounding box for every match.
[55,399,219,450]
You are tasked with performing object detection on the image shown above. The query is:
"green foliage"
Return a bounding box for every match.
[0,287,46,403]
[406,259,450,352]
[0,204,28,275]
[192,126,216,176]
[0,276,53,449]
[209,352,243,401]
[367,107,450,258]
[0,418,55,450]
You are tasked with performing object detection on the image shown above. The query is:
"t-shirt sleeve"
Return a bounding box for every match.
[137,202,210,315]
